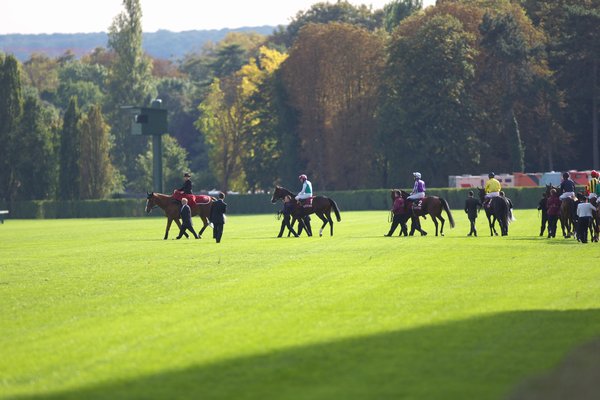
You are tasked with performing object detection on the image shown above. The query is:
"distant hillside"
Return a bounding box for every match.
[0,26,276,61]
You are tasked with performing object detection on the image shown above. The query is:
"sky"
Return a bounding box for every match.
[1,0,436,34]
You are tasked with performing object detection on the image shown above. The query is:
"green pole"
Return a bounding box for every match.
[153,134,162,193]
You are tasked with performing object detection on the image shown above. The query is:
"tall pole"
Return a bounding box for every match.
[152,134,162,193]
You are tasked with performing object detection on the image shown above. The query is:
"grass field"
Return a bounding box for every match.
[1,209,599,399]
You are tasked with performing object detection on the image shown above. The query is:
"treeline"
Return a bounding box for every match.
[0,27,275,61]
[1,0,599,206]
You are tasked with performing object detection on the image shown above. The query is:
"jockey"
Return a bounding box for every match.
[407,172,426,201]
[178,172,193,194]
[295,174,313,202]
[484,172,501,200]
[559,172,576,201]
[587,170,600,199]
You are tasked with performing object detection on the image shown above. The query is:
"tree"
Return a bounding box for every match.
[129,135,190,193]
[281,23,386,189]
[0,55,24,203]
[196,78,247,192]
[107,0,156,178]
[15,94,59,200]
[58,97,82,200]
[383,13,479,187]
[238,46,288,192]
[56,60,108,112]
[383,0,423,32]
[79,105,114,199]
[271,1,384,48]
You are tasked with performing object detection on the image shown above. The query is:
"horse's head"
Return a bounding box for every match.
[145,192,156,214]
[476,187,485,201]
[271,186,286,204]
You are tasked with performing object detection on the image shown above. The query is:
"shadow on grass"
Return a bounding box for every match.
[11,310,600,400]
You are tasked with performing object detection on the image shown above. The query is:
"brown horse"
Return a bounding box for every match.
[145,192,213,240]
[397,190,455,236]
[271,186,341,236]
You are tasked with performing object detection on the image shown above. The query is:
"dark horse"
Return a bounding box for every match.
[270,186,341,236]
[477,188,510,236]
[145,192,213,240]
[397,190,455,236]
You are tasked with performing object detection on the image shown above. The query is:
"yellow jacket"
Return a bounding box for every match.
[485,178,501,193]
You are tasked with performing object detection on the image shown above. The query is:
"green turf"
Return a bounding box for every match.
[1,209,599,400]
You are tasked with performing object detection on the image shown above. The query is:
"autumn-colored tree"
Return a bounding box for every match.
[196,78,247,192]
[282,23,386,189]
[238,46,288,192]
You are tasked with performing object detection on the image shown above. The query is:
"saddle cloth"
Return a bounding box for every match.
[411,199,423,211]
[173,191,212,206]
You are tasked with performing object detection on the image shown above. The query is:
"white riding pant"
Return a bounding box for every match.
[559,192,574,201]
[485,192,500,199]
[407,192,425,201]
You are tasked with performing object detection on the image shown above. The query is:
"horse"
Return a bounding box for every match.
[145,192,213,240]
[477,188,510,236]
[270,186,341,236]
[397,190,455,236]
[546,184,578,238]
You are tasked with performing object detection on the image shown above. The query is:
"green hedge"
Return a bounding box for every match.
[0,187,569,219]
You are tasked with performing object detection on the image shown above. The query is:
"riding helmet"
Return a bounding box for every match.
[299,174,307,181]
[413,172,421,179]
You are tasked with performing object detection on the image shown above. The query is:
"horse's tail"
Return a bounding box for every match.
[329,198,341,222]
[440,197,455,228]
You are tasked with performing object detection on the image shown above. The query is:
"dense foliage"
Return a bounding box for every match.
[0,0,598,200]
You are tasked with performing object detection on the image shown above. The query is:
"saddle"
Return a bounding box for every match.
[299,196,315,208]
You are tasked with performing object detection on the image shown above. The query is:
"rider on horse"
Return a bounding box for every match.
[178,172,193,194]
[295,174,313,205]
[559,172,576,201]
[407,172,426,208]
[484,172,501,208]
[587,170,600,200]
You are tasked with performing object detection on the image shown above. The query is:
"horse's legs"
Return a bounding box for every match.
[327,212,334,236]
[165,218,174,240]
[438,215,446,236]
[315,212,328,236]
[432,216,439,236]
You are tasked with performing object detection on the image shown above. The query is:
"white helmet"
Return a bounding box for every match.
[413,172,421,179]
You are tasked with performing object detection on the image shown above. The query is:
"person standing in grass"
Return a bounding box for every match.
[576,196,596,243]
[176,198,198,240]
[464,190,481,237]
[210,192,227,243]
[537,192,548,236]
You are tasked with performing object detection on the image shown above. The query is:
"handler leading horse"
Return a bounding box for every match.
[146,192,213,240]
[271,186,341,236]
